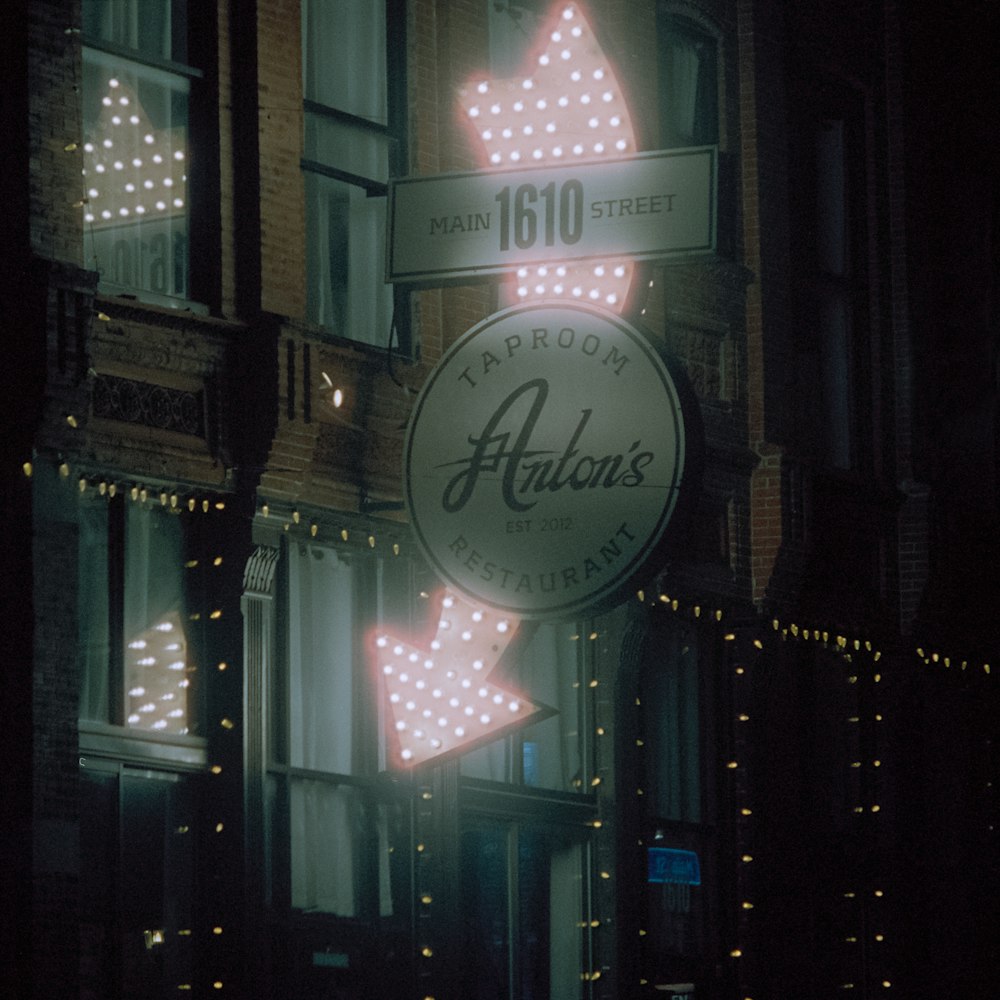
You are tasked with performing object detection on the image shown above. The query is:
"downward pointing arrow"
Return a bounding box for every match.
[375,590,550,768]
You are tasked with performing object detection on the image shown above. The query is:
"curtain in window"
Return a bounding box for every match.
[665,36,702,143]
[302,0,386,122]
[287,543,358,773]
[660,19,719,148]
[304,172,392,345]
[284,544,398,917]
[123,505,190,733]
[290,780,363,915]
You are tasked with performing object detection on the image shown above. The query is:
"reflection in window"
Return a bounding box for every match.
[461,822,586,1000]
[124,610,189,734]
[80,765,196,997]
[270,539,425,919]
[79,495,198,735]
[82,0,192,300]
[460,621,589,792]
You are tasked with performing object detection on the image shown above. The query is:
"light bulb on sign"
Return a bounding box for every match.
[375,589,551,767]
[458,2,637,312]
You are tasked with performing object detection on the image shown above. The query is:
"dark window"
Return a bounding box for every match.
[658,12,719,148]
[637,620,719,988]
[460,819,589,1000]
[79,762,199,998]
[792,87,870,471]
[81,0,203,305]
[302,0,410,351]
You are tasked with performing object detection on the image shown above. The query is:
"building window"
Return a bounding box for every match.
[79,493,206,737]
[460,621,593,792]
[81,0,199,304]
[301,0,408,351]
[460,818,589,1000]
[793,88,870,471]
[268,539,426,918]
[637,619,719,988]
[79,761,199,998]
[658,12,719,148]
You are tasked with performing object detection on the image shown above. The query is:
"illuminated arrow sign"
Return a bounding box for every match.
[375,590,551,768]
[387,3,716,300]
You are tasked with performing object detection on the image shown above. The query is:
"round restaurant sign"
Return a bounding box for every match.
[404,303,694,619]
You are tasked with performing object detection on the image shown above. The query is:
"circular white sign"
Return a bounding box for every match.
[404,303,692,619]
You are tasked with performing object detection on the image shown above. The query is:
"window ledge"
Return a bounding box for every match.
[79,719,208,769]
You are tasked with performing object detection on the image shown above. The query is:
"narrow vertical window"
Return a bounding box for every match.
[78,493,203,737]
[814,118,854,469]
[302,0,408,350]
[659,12,719,148]
[81,0,198,304]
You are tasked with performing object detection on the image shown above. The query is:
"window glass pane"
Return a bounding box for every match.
[815,120,847,275]
[304,171,393,346]
[119,770,196,994]
[461,822,586,1000]
[79,767,117,995]
[304,112,388,183]
[83,0,183,63]
[290,780,365,915]
[461,621,585,791]
[818,283,852,468]
[287,543,360,773]
[643,629,700,822]
[82,47,190,299]
[123,504,191,735]
[460,825,511,999]
[302,0,387,122]
[520,828,585,1000]
[660,17,718,147]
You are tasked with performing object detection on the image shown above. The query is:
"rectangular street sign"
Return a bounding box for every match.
[386,147,716,284]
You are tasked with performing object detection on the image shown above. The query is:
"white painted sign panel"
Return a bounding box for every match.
[403,303,694,619]
[387,147,716,284]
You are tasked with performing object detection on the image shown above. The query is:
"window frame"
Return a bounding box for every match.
[79,0,216,311]
[657,8,722,150]
[791,79,874,474]
[265,532,426,922]
[300,0,412,354]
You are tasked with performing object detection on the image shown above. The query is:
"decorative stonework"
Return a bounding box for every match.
[92,372,205,438]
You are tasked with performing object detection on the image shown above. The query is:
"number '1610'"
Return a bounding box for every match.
[495,180,584,252]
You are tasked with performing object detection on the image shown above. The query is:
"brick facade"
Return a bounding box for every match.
[5,1,998,997]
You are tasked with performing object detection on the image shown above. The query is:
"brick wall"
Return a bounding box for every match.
[28,0,84,267]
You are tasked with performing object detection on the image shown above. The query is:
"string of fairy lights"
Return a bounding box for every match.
[15,452,995,997]
[18,455,239,992]
[632,590,897,997]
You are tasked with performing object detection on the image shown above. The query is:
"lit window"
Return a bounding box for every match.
[79,494,203,736]
[269,539,427,917]
[81,0,197,302]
